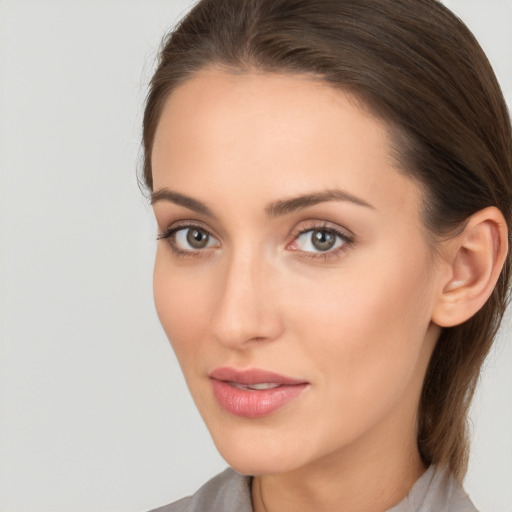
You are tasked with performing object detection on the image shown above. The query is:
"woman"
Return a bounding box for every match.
[142,0,511,510]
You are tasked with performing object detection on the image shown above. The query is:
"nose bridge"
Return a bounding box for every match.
[210,242,282,348]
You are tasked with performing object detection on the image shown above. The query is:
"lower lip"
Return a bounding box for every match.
[210,379,308,418]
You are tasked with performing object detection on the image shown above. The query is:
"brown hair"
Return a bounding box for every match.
[142,0,512,480]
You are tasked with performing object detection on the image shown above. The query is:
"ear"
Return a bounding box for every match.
[432,207,509,328]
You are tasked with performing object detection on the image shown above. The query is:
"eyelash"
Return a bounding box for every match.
[156,223,213,259]
[289,223,355,261]
[157,221,355,261]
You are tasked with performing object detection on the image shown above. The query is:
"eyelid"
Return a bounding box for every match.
[157,220,221,257]
[157,218,355,261]
[288,219,355,242]
[286,220,356,260]
[157,219,219,240]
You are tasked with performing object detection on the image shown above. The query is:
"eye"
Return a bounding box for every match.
[176,227,214,249]
[289,225,353,256]
[158,225,220,255]
[295,229,344,252]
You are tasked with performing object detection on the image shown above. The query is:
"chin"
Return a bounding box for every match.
[219,445,304,477]
[206,420,319,476]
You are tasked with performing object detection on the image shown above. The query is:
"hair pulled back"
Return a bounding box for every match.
[142,0,512,480]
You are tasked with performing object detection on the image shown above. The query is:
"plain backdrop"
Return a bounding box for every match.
[0,1,511,511]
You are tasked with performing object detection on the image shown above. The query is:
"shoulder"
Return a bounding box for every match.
[149,496,190,512]
[388,466,479,512]
[148,467,253,512]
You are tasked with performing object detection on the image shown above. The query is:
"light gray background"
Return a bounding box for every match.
[0,1,511,511]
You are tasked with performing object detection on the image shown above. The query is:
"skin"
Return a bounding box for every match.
[151,68,451,512]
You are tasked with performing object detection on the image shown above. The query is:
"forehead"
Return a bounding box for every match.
[151,68,422,218]
[153,67,387,162]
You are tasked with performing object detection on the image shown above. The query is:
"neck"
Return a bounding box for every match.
[252,447,426,512]
[251,409,427,512]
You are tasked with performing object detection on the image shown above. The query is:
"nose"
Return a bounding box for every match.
[210,250,285,349]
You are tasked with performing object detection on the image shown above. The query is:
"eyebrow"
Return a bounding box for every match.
[151,188,214,216]
[265,189,375,217]
[151,187,374,217]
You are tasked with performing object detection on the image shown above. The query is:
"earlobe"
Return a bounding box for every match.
[432,207,509,328]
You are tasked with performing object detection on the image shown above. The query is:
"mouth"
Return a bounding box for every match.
[209,367,309,418]
[230,382,282,391]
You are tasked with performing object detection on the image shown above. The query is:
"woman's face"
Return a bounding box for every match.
[151,68,444,476]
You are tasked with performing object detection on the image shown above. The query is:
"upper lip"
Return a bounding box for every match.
[209,367,307,385]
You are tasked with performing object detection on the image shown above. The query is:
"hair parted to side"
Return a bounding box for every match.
[142,0,512,480]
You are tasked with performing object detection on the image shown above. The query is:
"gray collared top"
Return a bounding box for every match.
[150,465,478,512]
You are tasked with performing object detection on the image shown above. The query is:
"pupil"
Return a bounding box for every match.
[187,228,209,248]
[312,230,335,251]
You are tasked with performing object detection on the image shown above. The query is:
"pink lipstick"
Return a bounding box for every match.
[209,367,309,418]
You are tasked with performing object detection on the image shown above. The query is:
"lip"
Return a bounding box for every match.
[209,367,309,418]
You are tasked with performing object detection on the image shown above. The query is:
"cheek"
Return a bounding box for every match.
[284,247,435,404]
[153,249,212,363]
